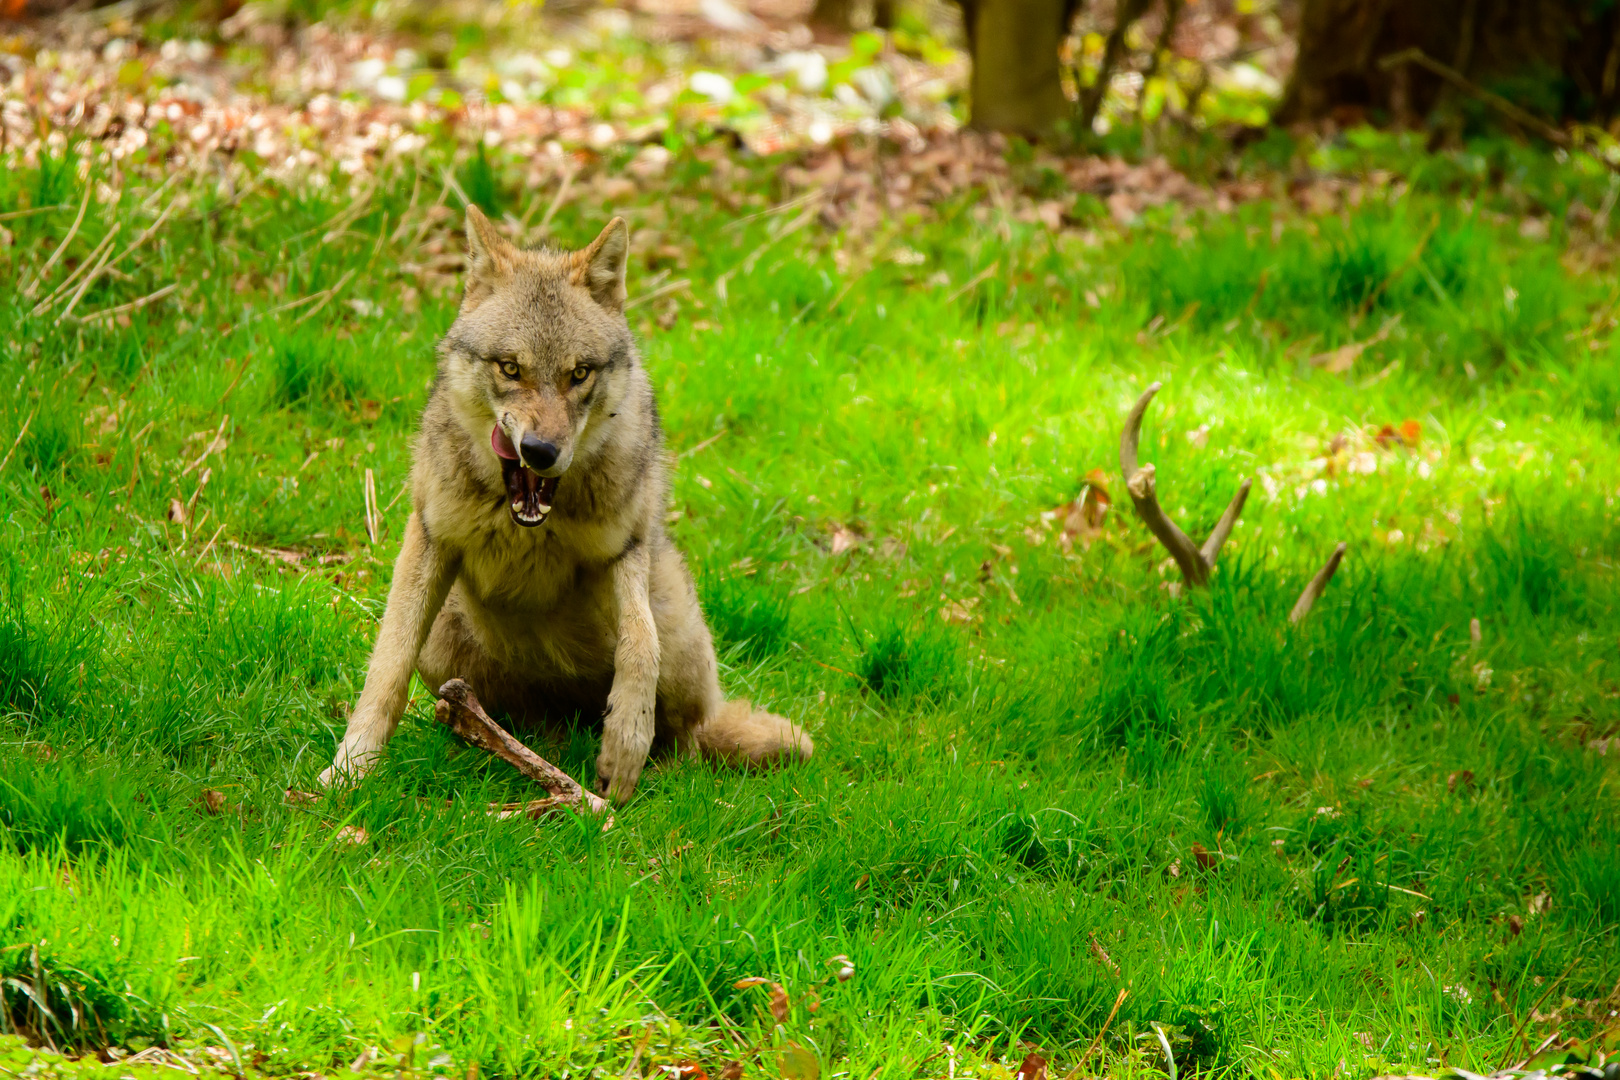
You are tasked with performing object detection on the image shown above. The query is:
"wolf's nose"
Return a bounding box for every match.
[520,434,559,472]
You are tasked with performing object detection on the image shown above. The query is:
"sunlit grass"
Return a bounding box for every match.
[0,136,1616,1079]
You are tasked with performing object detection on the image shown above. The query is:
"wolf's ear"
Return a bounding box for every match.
[571,217,629,311]
[464,205,517,281]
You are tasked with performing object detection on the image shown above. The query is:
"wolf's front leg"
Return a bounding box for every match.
[597,543,660,804]
[320,513,460,787]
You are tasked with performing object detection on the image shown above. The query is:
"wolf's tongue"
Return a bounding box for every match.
[491,425,520,461]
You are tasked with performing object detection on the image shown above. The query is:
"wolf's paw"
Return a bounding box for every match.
[595,730,651,806]
[318,742,380,788]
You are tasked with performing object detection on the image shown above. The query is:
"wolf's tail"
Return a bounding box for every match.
[694,699,814,766]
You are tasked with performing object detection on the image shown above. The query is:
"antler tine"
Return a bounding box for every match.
[1288,542,1347,624]
[1199,478,1252,566]
[1119,381,1161,479]
[1120,382,1209,587]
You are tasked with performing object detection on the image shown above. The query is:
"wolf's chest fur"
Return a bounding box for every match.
[414,390,661,678]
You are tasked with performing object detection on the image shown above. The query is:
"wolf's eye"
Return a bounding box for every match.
[498,360,520,379]
[571,364,591,384]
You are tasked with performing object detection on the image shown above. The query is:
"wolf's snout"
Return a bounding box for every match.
[520,434,560,473]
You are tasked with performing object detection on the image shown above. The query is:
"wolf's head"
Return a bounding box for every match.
[436,206,635,528]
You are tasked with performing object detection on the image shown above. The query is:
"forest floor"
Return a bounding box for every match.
[2,5,1620,1080]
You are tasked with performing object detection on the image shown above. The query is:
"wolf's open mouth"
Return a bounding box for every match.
[502,459,558,527]
[492,424,558,528]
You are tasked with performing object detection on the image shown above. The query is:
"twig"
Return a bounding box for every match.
[740,203,818,275]
[624,277,690,311]
[1356,215,1438,318]
[21,184,92,299]
[363,468,379,545]
[1504,955,1583,1069]
[722,190,820,232]
[107,193,181,269]
[945,259,1001,304]
[217,354,251,406]
[76,283,178,325]
[1288,542,1347,624]
[291,268,357,326]
[1069,989,1128,1080]
[382,478,411,514]
[56,222,125,323]
[0,204,69,222]
[676,428,727,460]
[530,163,577,243]
[434,679,608,814]
[1379,48,1571,148]
[193,522,227,567]
[30,222,120,315]
[1119,381,1250,587]
[183,414,230,476]
[0,409,38,474]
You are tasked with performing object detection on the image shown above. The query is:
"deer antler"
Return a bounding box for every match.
[1120,382,1251,587]
[1288,542,1347,624]
[1119,381,1348,622]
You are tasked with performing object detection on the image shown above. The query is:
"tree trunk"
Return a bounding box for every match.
[1277,0,1620,130]
[959,0,1074,135]
[809,0,855,33]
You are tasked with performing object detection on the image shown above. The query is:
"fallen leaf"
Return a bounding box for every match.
[719,1063,744,1080]
[769,983,790,1022]
[732,976,771,989]
[1507,914,1523,937]
[1015,1052,1048,1080]
[283,788,320,807]
[199,789,226,815]
[777,1042,818,1080]
[830,525,860,555]
[1448,769,1475,793]
[1399,418,1422,445]
[1311,319,1397,374]
[1167,858,1182,878]
[1088,931,1120,977]
[335,825,370,845]
[1191,842,1218,870]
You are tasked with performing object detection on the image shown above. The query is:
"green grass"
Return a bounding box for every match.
[0,133,1617,1080]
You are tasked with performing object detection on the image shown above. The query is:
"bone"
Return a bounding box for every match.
[434,678,608,815]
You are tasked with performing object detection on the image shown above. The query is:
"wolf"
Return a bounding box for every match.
[318,207,812,803]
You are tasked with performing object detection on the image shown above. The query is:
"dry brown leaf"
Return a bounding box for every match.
[719,1063,744,1080]
[199,789,226,815]
[1088,932,1120,977]
[829,525,860,556]
[167,498,188,525]
[769,982,791,1022]
[1015,1052,1048,1080]
[1191,842,1218,870]
[335,825,370,845]
[1447,769,1475,793]
[283,788,320,807]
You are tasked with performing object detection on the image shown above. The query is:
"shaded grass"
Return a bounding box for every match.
[0,135,1615,1080]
